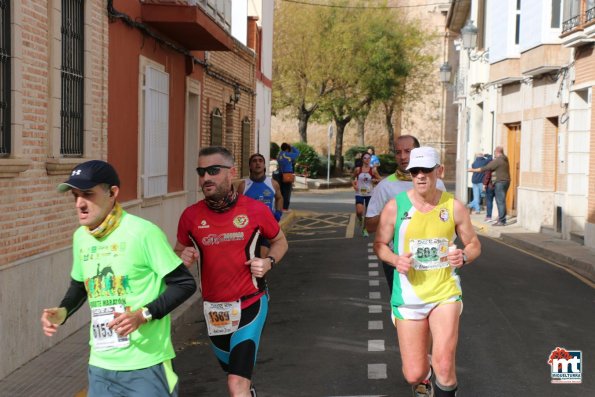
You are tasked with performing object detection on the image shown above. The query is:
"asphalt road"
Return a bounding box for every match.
[173,190,594,396]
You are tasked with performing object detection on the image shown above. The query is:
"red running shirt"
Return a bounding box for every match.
[177,195,280,307]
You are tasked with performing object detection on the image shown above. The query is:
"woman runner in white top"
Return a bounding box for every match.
[352,152,381,236]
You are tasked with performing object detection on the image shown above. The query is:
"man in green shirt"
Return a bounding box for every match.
[41,160,196,396]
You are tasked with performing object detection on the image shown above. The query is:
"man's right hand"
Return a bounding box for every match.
[41,307,67,337]
[180,246,199,268]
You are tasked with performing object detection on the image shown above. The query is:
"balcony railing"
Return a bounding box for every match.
[586,6,595,24]
[562,15,582,34]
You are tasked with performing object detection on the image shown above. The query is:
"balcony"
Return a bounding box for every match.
[560,7,595,47]
[140,0,234,51]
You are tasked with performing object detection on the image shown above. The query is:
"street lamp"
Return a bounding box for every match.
[439,62,452,84]
[461,20,489,63]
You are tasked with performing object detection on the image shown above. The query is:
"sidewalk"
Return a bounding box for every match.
[1,203,593,396]
[468,211,595,284]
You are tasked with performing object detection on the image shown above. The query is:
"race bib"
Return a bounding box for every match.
[203,300,241,336]
[410,238,450,271]
[359,187,369,195]
[91,304,130,351]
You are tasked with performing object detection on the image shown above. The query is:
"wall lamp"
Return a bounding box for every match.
[439,62,452,84]
[229,84,241,108]
[461,20,489,63]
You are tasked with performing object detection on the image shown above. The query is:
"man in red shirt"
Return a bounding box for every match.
[176,146,288,397]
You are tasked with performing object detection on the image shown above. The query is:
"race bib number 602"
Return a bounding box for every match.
[409,238,450,271]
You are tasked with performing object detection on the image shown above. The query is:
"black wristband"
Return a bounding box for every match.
[266,255,276,268]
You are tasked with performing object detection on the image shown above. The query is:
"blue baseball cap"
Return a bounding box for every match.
[57,160,120,192]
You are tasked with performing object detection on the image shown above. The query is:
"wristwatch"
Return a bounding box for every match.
[266,255,276,268]
[462,252,468,266]
[141,307,152,322]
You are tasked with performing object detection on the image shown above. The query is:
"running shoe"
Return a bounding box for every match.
[250,384,257,397]
[412,380,433,397]
[362,229,369,237]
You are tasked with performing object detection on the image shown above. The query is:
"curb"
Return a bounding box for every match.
[500,233,595,284]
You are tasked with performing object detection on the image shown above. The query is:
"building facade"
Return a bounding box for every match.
[0,0,269,379]
[445,0,595,251]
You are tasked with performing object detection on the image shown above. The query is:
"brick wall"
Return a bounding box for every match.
[0,0,108,267]
[202,45,256,174]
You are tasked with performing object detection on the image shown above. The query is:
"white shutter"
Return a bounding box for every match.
[143,66,169,198]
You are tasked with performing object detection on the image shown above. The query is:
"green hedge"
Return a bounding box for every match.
[377,153,397,175]
[293,142,322,178]
[270,142,280,160]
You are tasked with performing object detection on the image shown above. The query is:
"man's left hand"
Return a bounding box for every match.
[108,309,146,337]
[245,257,271,278]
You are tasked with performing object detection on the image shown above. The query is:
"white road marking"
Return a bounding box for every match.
[368,305,382,313]
[369,291,381,299]
[368,271,379,277]
[368,320,383,330]
[368,248,374,253]
[368,339,385,351]
[369,280,379,286]
[368,255,378,260]
[368,262,379,268]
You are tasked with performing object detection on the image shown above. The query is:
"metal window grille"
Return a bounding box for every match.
[0,0,10,156]
[241,117,251,177]
[210,108,222,146]
[60,0,84,156]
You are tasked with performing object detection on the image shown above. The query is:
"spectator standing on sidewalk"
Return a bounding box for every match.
[467,153,490,214]
[469,146,510,226]
[365,135,446,294]
[41,160,196,397]
[481,154,496,223]
[276,143,300,211]
[176,146,288,397]
[374,147,481,397]
[367,146,381,169]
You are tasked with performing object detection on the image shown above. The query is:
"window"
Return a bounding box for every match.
[0,0,10,157]
[514,0,521,45]
[587,0,595,23]
[210,108,222,146]
[551,0,562,28]
[241,117,251,177]
[143,66,169,198]
[60,0,84,156]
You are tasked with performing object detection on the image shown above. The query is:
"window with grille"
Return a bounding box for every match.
[61,0,84,156]
[241,117,251,177]
[143,66,170,198]
[210,108,222,146]
[0,0,10,157]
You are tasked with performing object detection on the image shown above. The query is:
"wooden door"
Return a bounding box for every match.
[506,123,521,216]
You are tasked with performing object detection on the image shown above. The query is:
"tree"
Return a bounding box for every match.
[273,1,437,167]
[272,3,335,142]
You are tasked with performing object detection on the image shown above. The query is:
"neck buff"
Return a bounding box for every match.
[395,168,412,181]
[205,187,239,213]
[250,174,267,183]
[88,202,123,239]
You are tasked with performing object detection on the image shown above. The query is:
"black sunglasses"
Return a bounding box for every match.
[196,165,231,177]
[409,166,438,176]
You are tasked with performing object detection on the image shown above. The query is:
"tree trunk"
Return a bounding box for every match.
[356,116,365,146]
[384,102,395,154]
[333,117,351,175]
[297,103,317,143]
